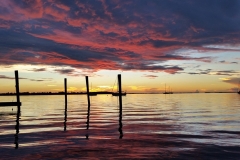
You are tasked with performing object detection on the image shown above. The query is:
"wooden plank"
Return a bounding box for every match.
[0,102,22,107]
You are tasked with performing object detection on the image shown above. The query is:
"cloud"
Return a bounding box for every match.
[0,74,52,82]
[219,60,238,64]
[54,68,75,75]
[29,79,46,82]
[213,70,239,76]
[230,87,239,92]
[186,69,240,76]
[28,68,47,72]
[153,54,212,62]
[0,0,43,21]
[142,74,158,79]
[0,75,27,80]
[0,75,16,79]
[220,77,240,85]
[0,0,240,74]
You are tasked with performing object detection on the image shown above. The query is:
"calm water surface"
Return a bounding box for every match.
[0,93,240,159]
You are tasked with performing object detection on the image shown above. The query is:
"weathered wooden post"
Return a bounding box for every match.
[64,78,67,131]
[118,74,122,111]
[15,70,20,149]
[64,78,67,108]
[86,76,90,131]
[15,70,20,111]
[118,74,123,138]
[86,76,90,107]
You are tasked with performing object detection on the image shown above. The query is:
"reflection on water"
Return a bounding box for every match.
[14,106,20,149]
[119,101,123,139]
[64,104,67,132]
[86,99,90,139]
[0,94,240,159]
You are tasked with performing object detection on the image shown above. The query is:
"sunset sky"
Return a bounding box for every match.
[0,0,239,93]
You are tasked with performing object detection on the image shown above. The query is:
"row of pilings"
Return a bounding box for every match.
[1,71,124,149]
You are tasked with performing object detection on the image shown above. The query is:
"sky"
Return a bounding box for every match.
[0,0,240,93]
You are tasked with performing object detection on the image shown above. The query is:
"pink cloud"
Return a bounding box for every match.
[43,6,68,22]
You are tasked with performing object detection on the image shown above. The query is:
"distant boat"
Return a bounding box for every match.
[89,83,97,96]
[163,92,173,94]
[112,92,127,96]
[111,75,127,96]
[163,84,173,94]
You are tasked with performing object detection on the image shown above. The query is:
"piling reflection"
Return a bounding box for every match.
[85,95,90,140]
[14,106,20,149]
[64,106,67,131]
[119,105,123,139]
[86,102,90,139]
[64,78,67,131]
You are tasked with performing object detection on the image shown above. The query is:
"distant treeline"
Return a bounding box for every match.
[0,91,236,96]
[0,91,113,96]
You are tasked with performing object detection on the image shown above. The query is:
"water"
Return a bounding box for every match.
[0,93,240,159]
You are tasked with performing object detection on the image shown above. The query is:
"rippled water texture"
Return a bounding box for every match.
[0,93,240,159]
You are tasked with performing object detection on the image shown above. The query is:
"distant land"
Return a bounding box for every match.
[0,91,237,96]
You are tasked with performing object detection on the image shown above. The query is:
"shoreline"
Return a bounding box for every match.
[0,92,237,96]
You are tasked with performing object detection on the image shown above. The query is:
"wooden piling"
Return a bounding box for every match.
[118,74,122,111]
[15,70,20,111]
[118,74,123,138]
[14,70,20,149]
[86,76,90,130]
[64,78,67,131]
[86,76,90,107]
[64,78,67,110]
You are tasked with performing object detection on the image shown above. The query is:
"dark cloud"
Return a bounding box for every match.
[142,74,158,79]
[153,54,212,62]
[215,70,239,76]
[29,79,45,82]
[0,0,240,74]
[0,75,16,79]
[54,68,75,75]
[121,62,184,74]
[0,75,49,82]
[186,69,239,76]
[219,60,238,64]
[221,77,240,85]
[28,68,47,72]
[0,75,27,80]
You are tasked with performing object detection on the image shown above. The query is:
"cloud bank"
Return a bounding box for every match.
[0,0,240,74]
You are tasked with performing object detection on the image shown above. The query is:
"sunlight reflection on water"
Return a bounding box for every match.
[0,93,240,159]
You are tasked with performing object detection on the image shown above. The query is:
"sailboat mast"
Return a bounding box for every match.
[165,84,166,93]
